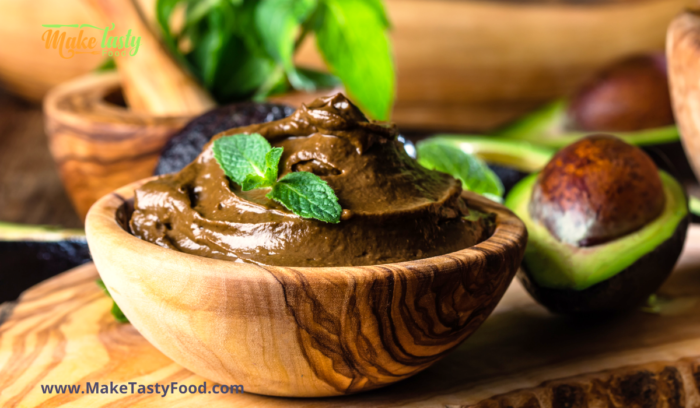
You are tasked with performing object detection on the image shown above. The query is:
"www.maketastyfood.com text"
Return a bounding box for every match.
[40,381,243,397]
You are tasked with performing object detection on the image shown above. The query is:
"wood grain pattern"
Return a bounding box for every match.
[295,0,695,131]
[83,178,527,397]
[669,10,700,184]
[4,226,700,406]
[43,72,193,220]
[0,89,81,228]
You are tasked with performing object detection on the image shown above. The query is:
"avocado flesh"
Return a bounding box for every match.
[495,100,680,149]
[423,136,555,195]
[0,222,85,241]
[0,222,91,302]
[690,195,700,223]
[427,135,554,172]
[505,171,687,291]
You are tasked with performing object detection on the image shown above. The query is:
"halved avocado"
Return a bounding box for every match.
[0,222,91,302]
[495,100,680,148]
[505,171,689,314]
[494,100,694,182]
[420,135,555,194]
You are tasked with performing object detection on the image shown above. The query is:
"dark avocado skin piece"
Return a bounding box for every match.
[486,164,529,196]
[0,238,91,302]
[518,214,689,315]
[643,143,697,184]
[155,102,294,175]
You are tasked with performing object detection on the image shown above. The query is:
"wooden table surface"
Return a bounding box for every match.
[0,87,81,228]
[4,227,700,407]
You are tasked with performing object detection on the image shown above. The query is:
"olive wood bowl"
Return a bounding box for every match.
[668,10,700,183]
[85,177,527,397]
[43,72,193,220]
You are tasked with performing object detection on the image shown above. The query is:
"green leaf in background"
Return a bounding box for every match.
[255,0,317,91]
[315,0,395,121]
[155,0,395,116]
[266,171,342,223]
[296,67,342,90]
[96,279,129,323]
[94,58,116,72]
[212,134,278,189]
[417,141,505,203]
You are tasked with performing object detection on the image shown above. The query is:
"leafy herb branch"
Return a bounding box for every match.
[213,134,342,223]
[417,141,505,203]
[155,0,395,121]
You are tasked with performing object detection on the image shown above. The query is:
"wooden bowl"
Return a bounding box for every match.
[85,177,527,397]
[43,72,192,220]
[668,10,700,182]
[0,0,106,101]
[297,0,695,132]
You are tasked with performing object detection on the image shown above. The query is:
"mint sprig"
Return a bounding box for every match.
[155,0,394,120]
[213,134,342,223]
[417,141,505,203]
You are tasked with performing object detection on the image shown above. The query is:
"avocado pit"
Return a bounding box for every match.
[530,135,665,247]
[568,53,675,132]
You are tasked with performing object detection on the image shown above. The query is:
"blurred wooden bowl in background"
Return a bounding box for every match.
[668,9,700,183]
[0,0,104,101]
[43,72,192,220]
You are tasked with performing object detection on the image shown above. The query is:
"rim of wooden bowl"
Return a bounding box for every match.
[86,176,527,279]
[43,71,193,132]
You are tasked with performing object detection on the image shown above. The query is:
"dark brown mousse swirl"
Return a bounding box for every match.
[129,94,494,267]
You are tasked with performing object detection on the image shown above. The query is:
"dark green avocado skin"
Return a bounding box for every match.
[0,238,91,302]
[518,214,689,315]
[486,164,529,196]
[155,102,293,175]
[644,143,697,184]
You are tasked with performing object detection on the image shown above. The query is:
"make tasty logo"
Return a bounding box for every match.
[41,23,141,59]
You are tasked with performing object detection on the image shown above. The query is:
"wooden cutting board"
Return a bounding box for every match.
[4,227,700,407]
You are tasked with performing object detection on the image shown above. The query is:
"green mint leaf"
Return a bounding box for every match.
[111,302,130,323]
[266,172,342,223]
[96,279,129,323]
[295,67,342,90]
[255,0,318,91]
[264,147,284,182]
[364,0,391,28]
[416,141,505,202]
[315,0,395,120]
[94,58,115,72]
[213,133,275,185]
[241,174,267,191]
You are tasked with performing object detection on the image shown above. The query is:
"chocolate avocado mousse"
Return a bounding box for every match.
[129,94,495,267]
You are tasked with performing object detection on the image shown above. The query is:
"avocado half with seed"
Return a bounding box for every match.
[505,135,689,314]
[419,136,555,195]
[495,53,695,182]
[0,222,91,302]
